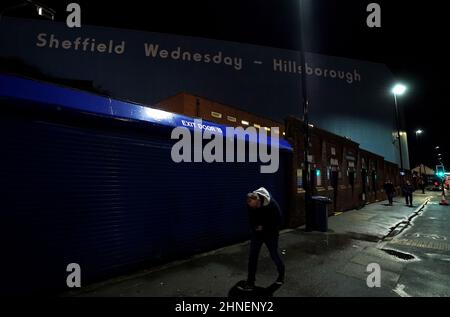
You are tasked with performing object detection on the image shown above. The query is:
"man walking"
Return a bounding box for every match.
[239,187,285,291]
[419,176,426,194]
[402,180,414,207]
[383,180,395,206]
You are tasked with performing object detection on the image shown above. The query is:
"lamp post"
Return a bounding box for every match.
[415,129,423,176]
[297,0,313,230]
[438,154,443,168]
[436,164,446,203]
[392,84,407,175]
[415,129,425,192]
[435,147,441,166]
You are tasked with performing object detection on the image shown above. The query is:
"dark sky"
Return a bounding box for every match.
[3,0,447,170]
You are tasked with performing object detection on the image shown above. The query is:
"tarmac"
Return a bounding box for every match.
[65,192,439,297]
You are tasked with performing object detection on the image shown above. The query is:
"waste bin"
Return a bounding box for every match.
[311,196,332,232]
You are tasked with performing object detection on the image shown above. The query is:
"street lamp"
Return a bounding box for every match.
[392,84,407,95]
[35,3,55,20]
[436,146,440,150]
[415,129,424,177]
[0,0,55,24]
[392,83,407,174]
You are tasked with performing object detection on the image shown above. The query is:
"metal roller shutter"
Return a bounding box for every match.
[1,114,289,295]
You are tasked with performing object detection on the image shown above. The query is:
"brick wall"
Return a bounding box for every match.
[158,92,285,135]
[286,116,400,228]
[156,94,402,228]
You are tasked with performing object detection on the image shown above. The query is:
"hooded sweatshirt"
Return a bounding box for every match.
[248,187,282,238]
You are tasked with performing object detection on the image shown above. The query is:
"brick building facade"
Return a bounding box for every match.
[157,92,409,228]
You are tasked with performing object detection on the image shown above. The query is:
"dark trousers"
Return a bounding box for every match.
[387,193,393,205]
[247,234,285,285]
[405,194,413,206]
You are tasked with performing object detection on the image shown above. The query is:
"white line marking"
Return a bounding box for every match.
[393,284,411,297]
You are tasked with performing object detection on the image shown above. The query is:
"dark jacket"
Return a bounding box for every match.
[383,182,395,195]
[248,198,282,239]
[402,183,414,195]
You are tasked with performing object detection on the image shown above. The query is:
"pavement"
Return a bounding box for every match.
[64,190,450,297]
[379,192,450,297]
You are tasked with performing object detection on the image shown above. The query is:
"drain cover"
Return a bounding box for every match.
[381,248,417,261]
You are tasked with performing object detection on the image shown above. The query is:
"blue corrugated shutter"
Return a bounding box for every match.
[1,115,289,295]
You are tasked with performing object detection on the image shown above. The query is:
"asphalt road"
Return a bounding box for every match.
[380,191,450,297]
[67,191,450,297]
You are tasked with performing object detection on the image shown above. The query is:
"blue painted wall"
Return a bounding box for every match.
[0,17,403,166]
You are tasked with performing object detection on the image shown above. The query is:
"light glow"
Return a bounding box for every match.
[392,84,407,95]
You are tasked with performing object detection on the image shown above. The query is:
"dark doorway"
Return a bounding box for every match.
[361,168,367,198]
[349,171,355,194]
[371,170,377,199]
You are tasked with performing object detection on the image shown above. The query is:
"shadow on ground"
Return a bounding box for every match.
[228,280,282,298]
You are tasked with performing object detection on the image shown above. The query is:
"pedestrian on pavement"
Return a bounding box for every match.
[402,180,414,207]
[239,187,285,291]
[383,180,395,206]
[419,176,426,194]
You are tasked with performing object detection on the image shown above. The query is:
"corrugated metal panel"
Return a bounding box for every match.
[1,115,288,294]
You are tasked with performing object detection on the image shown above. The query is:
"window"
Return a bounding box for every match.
[211,111,222,119]
[227,116,237,122]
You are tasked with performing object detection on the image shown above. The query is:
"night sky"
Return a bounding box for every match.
[2,0,447,170]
